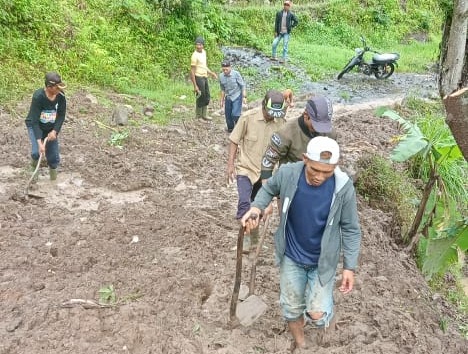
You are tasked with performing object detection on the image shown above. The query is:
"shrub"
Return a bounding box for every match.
[356,153,419,241]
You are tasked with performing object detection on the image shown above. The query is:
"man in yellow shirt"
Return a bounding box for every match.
[227,90,288,250]
[190,36,218,121]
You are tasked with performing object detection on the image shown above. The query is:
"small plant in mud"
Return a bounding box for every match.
[99,284,117,304]
[339,91,351,101]
[98,285,143,305]
[109,130,129,148]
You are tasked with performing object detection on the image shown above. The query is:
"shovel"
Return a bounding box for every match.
[248,213,270,296]
[229,214,269,326]
[24,138,48,198]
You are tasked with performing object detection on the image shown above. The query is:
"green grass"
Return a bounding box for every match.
[429,267,468,339]
[0,0,445,122]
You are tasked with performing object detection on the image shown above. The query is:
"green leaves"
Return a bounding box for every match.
[98,284,117,304]
[378,106,467,281]
[377,108,428,161]
[109,130,129,148]
[422,218,468,278]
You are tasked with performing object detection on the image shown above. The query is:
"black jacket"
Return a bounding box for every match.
[274,10,299,35]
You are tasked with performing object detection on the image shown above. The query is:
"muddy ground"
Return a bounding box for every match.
[1,73,467,354]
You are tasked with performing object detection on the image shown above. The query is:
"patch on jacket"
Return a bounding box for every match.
[271,133,282,147]
[262,157,274,168]
[265,147,278,159]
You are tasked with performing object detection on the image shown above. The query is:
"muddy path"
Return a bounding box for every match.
[0,73,467,354]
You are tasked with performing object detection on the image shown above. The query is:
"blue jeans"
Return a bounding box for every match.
[27,126,60,169]
[279,256,334,326]
[225,95,242,132]
[235,175,262,219]
[272,33,290,60]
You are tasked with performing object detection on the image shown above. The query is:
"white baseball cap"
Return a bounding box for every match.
[304,136,340,164]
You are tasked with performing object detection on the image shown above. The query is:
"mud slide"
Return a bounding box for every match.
[0,83,466,353]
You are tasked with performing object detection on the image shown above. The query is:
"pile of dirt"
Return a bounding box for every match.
[0,85,466,354]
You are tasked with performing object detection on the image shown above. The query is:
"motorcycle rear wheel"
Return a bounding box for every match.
[374,63,395,79]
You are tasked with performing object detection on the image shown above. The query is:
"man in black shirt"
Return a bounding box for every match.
[25,71,67,180]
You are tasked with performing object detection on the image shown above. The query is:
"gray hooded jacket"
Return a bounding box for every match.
[252,161,361,285]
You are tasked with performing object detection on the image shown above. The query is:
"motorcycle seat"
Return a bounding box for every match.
[373,53,400,62]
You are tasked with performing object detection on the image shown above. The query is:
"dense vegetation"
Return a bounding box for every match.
[1,0,445,115]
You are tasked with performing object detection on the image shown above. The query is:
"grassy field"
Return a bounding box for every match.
[0,0,444,122]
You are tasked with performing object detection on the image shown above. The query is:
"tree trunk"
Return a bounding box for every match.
[439,0,468,160]
[443,88,468,160]
[405,168,437,253]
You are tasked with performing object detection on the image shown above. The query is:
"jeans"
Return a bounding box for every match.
[235,175,262,219]
[279,255,334,326]
[27,126,60,169]
[272,33,290,60]
[224,95,242,132]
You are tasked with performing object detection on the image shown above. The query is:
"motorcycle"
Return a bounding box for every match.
[337,36,400,80]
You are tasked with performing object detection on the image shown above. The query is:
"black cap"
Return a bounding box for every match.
[264,90,286,119]
[221,60,231,67]
[305,96,333,133]
[45,71,66,89]
[195,36,205,45]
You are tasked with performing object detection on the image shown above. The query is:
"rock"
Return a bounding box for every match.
[85,93,98,104]
[6,317,22,332]
[143,105,154,117]
[111,105,130,126]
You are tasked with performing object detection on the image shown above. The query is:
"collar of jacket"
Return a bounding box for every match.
[298,114,320,139]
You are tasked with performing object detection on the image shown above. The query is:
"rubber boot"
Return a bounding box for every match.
[195,106,203,119]
[201,106,212,121]
[49,168,57,181]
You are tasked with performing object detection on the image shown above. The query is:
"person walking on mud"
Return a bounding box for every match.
[261,95,334,182]
[227,90,288,251]
[241,136,361,352]
[25,71,67,181]
[272,0,299,63]
[190,36,218,121]
[219,60,247,133]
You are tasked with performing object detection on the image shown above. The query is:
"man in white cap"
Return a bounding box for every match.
[241,136,361,352]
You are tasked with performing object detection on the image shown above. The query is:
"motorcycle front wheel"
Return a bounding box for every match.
[337,65,353,80]
[337,59,355,80]
[374,63,395,79]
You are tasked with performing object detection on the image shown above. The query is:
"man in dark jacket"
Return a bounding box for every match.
[272,0,299,63]
[260,95,335,182]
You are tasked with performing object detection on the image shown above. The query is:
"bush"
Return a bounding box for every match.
[356,154,419,240]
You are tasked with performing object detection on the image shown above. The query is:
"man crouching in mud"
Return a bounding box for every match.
[241,137,361,352]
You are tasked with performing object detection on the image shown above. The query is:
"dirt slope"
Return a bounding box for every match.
[0,86,466,354]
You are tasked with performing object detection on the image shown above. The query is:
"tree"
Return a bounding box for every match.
[378,109,467,278]
[438,0,468,160]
